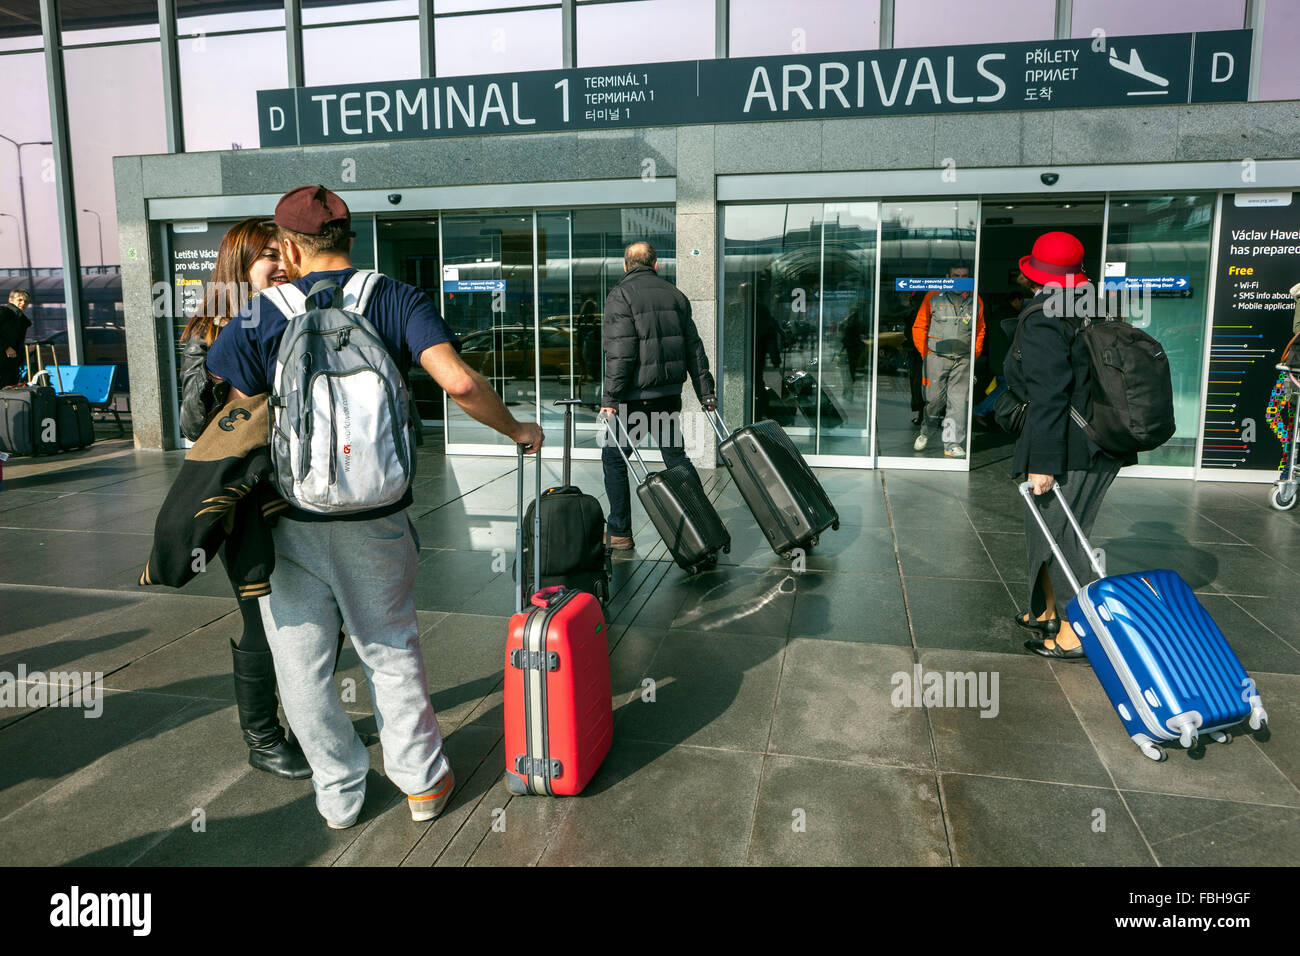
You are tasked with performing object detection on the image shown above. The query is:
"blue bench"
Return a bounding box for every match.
[31,364,124,437]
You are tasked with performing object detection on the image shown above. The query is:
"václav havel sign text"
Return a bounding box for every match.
[257,30,1250,147]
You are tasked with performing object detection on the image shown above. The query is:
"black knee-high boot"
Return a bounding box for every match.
[230,641,312,779]
[229,594,313,780]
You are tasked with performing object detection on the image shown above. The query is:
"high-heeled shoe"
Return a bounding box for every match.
[1013,613,1059,636]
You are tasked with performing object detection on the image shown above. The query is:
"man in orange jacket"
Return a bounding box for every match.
[912,265,985,458]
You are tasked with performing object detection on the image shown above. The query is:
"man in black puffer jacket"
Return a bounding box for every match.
[600,241,716,551]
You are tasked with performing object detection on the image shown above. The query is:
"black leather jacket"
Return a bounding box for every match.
[179,336,229,442]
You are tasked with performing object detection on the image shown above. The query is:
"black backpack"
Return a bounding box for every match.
[1075,319,1176,456]
[516,400,611,606]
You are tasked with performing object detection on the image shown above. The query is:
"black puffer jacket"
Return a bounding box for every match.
[601,265,715,407]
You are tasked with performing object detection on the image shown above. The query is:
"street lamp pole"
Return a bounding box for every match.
[0,212,23,271]
[0,134,53,313]
[81,208,103,273]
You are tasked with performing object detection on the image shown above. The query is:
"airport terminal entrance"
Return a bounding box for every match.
[722,190,1215,473]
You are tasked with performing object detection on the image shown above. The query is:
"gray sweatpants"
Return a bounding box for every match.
[923,353,971,445]
[258,510,448,827]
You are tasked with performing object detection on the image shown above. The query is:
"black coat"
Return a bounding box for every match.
[601,265,715,406]
[1003,291,1103,478]
[0,303,31,352]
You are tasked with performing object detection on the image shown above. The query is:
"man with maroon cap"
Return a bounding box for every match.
[208,184,544,829]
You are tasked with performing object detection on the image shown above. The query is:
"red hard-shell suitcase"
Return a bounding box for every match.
[505,444,613,796]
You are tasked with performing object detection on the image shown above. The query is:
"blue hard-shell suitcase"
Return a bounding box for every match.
[1020,481,1269,761]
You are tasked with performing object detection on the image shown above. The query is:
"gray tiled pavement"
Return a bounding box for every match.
[1,438,1298,866]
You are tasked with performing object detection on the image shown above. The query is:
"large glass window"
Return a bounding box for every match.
[0,43,65,358]
[894,0,1054,47]
[729,0,879,57]
[435,8,562,76]
[1103,193,1215,468]
[305,15,420,85]
[1070,0,1244,37]
[62,13,166,402]
[576,0,714,67]
[876,200,978,463]
[303,0,419,24]
[722,202,876,460]
[1259,0,1300,101]
[178,8,286,152]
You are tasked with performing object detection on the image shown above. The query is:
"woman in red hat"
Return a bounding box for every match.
[1002,232,1133,659]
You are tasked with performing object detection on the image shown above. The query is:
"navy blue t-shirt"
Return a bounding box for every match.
[207,268,459,521]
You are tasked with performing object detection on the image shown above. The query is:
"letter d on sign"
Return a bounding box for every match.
[1211,52,1234,83]
[269,106,285,132]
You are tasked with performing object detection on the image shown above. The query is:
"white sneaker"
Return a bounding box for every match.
[408,768,456,823]
[913,432,929,452]
[944,443,966,458]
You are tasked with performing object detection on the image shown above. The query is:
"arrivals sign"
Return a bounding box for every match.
[1199,193,1300,472]
[257,30,1250,146]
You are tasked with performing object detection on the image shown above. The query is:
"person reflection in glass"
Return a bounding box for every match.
[912,265,985,458]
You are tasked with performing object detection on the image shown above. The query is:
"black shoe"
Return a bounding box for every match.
[1013,613,1060,636]
[230,642,313,779]
[1024,637,1087,661]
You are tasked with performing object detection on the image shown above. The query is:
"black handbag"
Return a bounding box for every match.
[993,386,1029,435]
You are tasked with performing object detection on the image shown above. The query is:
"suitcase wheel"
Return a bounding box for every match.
[505,772,528,795]
[831,520,840,532]
[1136,739,1166,762]
[1210,731,1232,745]
[1248,707,1269,732]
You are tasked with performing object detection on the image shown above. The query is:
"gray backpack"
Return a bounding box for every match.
[261,271,415,514]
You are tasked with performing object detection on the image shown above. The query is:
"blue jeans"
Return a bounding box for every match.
[601,395,699,536]
[973,379,1007,418]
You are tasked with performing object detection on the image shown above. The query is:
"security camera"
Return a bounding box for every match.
[1040,172,1060,186]
[387,193,402,205]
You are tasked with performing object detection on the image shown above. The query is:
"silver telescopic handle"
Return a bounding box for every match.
[704,407,729,444]
[515,442,543,613]
[516,444,525,615]
[1017,480,1107,596]
[533,440,541,598]
[599,411,651,482]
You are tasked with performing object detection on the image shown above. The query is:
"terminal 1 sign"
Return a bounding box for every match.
[257,29,1250,146]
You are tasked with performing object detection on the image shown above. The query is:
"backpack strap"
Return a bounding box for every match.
[342,270,379,315]
[258,283,309,319]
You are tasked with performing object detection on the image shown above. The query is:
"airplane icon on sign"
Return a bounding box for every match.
[1108,47,1170,95]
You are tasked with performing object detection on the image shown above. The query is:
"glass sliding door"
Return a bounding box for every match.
[721,201,875,461]
[1103,193,1215,469]
[440,211,538,448]
[378,216,444,425]
[876,200,978,464]
[427,204,675,456]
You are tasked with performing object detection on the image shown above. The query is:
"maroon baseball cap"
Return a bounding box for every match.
[274,185,350,236]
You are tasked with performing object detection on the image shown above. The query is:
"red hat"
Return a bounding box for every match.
[274,184,350,236]
[1020,231,1088,288]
